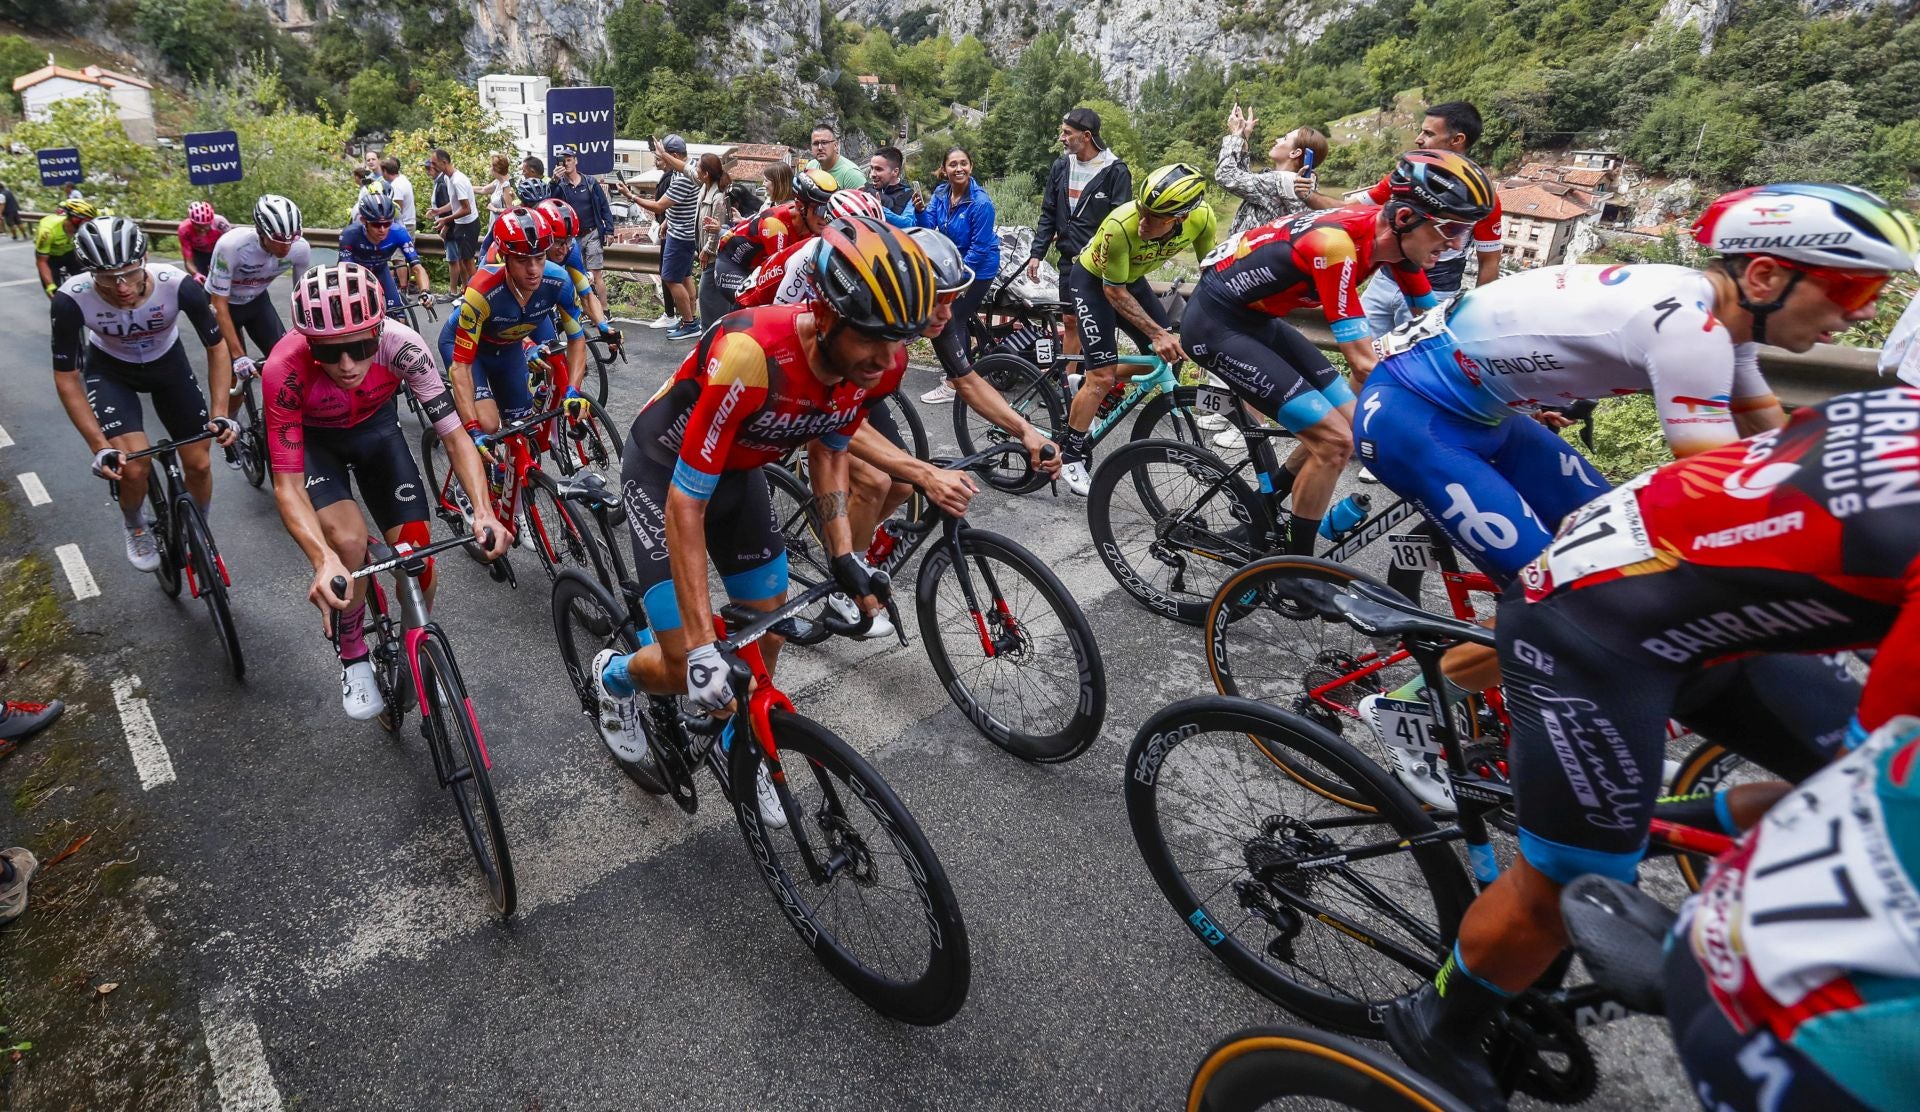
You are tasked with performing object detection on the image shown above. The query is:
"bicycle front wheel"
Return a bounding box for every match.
[729,711,970,1025]
[951,352,1063,495]
[549,397,625,477]
[238,386,268,489]
[417,633,516,916]
[179,501,244,680]
[148,481,183,598]
[916,529,1105,762]
[523,468,602,583]
[1126,695,1472,1035]
[1189,1025,1473,1112]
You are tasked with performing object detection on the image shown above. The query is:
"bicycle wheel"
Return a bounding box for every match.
[551,571,669,793]
[1131,384,1256,473]
[146,480,183,598]
[765,464,831,587]
[369,584,408,736]
[237,386,268,489]
[728,711,970,1025]
[522,469,601,583]
[876,391,928,461]
[178,501,245,680]
[416,631,516,915]
[585,342,612,406]
[1190,1025,1474,1112]
[916,529,1105,762]
[950,352,1064,495]
[549,398,624,478]
[1087,437,1271,626]
[1666,740,1762,892]
[1126,696,1473,1035]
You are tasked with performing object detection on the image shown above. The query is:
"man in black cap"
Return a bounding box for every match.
[1029,107,1131,363]
[551,144,618,305]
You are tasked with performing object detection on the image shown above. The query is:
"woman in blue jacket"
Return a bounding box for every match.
[914,146,1001,398]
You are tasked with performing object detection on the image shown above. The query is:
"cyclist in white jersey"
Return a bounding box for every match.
[207,195,312,385]
[1352,182,1908,585]
[51,217,236,571]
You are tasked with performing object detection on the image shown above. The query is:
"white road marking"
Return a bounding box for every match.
[111,674,175,790]
[199,995,285,1112]
[53,542,99,600]
[17,472,49,505]
[0,423,12,448]
[0,275,42,288]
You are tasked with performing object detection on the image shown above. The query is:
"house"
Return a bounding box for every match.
[13,62,156,145]
[855,75,899,100]
[726,143,793,184]
[479,74,552,148]
[950,103,986,126]
[1498,182,1597,267]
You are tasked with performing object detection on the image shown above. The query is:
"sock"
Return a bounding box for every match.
[335,603,368,661]
[1654,788,1740,835]
[599,652,635,698]
[1270,463,1300,501]
[1388,675,1426,699]
[121,500,146,530]
[192,494,211,519]
[0,857,14,885]
[1431,941,1512,1021]
[1285,516,1321,556]
[1062,428,1088,464]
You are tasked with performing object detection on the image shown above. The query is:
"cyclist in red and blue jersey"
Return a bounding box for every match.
[592,217,935,825]
[336,191,429,313]
[696,168,839,326]
[440,207,589,434]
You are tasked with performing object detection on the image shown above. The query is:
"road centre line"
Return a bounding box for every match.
[111,674,175,790]
[0,422,12,448]
[53,543,99,600]
[199,995,286,1112]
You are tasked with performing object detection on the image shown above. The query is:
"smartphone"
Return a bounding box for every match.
[1301,148,1317,177]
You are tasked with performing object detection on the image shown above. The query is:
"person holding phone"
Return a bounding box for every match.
[1217,105,1338,237]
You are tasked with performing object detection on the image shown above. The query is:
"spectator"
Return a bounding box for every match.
[363,150,381,178]
[628,135,703,340]
[0,695,64,924]
[1029,107,1131,363]
[0,182,21,240]
[64,184,83,202]
[428,148,480,293]
[806,123,867,191]
[865,146,914,229]
[551,144,618,307]
[913,146,1000,401]
[1217,105,1336,236]
[380,157,417,232]
[763,162,795,207]
[352,166,371,192]
[482,153,515,218]
[696,152,737,277]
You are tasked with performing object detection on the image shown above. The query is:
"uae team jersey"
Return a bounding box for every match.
[1380,263,1770,455]
[1198,205,1437,342]
[262,320,461,473]
[632,304,907,499]
[206,227,312,306]
[50,264,223,369]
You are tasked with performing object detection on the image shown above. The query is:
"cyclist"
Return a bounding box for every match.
[527,197,622,353]
[35,198,96,298]
[696,167,839,328]
[1181,150,1491,550]
[175,201,231,284]
[732,187,888,309]
[440,206,589,436]
[1058,163,1218,496]
[207,195,312,390]
[266,263,508,719]
[51,217,237,571]
[336,191,431,314]
[590,218,936,824]
[477,177,550,258]
[1386,386,1920,1110]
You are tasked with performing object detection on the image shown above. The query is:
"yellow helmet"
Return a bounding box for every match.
[58,198,98,221]
[812,216,936,340]
[1137,163,1208,217]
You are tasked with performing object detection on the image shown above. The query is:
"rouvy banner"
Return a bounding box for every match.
[36,148,82,188]
[184,130,244,186]
[545,86,616,176]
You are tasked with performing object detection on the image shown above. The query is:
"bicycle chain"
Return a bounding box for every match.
[1498,990,1599,1104]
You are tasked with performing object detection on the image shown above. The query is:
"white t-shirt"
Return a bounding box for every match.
[445,170,478,225]
[387,173,416,226]
[1067,149,1116,209]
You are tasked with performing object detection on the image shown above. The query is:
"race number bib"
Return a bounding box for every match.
[1034,336,1054,366]
[1387,533,1436,572]
[1542,478,1654,586]
[1192,385,1234,415]
[1373,695,1442,755]
[1198,232,1242,270]
[1377,304,1451,358]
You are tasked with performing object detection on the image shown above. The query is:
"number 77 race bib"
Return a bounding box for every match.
[1542,476,1655,587]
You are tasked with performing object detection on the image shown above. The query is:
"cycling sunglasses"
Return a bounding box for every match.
[1774,258,1890,313]
[1432,219,1475,242]
[363,219,393,231]
[311,332,382,363]
[93,265,145,289]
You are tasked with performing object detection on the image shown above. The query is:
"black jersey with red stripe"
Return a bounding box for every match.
[1520,388,1920,733]
[1195,205,1435,342]
[632,304,906,498]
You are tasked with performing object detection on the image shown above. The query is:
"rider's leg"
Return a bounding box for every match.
[109,433,154,527]
[1285,411,1353,552]
[178,442,215,515]
[318,502,372,651]
[847,455,894,556]
[144,348,219,515]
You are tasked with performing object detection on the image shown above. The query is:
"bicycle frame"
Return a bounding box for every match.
[119,430,230,599]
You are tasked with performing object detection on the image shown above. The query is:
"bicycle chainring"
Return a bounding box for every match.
[1497,991,1599,1105]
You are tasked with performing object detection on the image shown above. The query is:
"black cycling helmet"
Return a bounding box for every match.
[73,216,147,271]
[1384,150,1496,225]
[514,176,551,204]
[792,167,840,208]
[358,191,397,223]
[813,216,936,341]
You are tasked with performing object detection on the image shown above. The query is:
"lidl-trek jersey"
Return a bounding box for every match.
[1078,200,1218,286]
[482,238,591,300]
[263,321,461,473]
[448,261,584,364]
[1198,206,1436,342]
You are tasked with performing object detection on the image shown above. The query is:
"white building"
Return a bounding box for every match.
[13,63,156,146]
[479,74,551,149]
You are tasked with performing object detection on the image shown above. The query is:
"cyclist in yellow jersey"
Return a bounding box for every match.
[36,199,96,297]
[1060,164,1217,494]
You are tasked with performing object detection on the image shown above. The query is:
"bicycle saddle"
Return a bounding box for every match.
[554,471,617,509]
[1335,580,1497,647]
[1560,875,1676,1017]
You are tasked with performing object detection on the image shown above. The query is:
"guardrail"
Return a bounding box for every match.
[42,212,1879,405]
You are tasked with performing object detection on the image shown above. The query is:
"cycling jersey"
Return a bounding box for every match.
[1198,206,1437,343]
[734,238,818,308]
[175,216,231,258]
[34,213,77,257]
[337,222,422,275]
[447,261,584,364]
[1078,201,1218,286]
[1365,174,1502,287]
[206,227,312,306]
[711,201,805,290]
[263,321,459,474]
[50,264,221,369]
[632,304,907,499]
[481,238,593,304]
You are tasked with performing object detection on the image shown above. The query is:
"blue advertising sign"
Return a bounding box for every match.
[36,148,82,188]
[546,86,616,176]
[184,130,244,186]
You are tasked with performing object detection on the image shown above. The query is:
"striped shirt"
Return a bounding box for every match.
[662,171,700,242]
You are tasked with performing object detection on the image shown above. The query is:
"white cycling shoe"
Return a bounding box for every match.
[1211,426,1247,451]
[1359,693,1455,810]
[755,764,789,829]
[589,648,648,763]
[1195,412,1230,431]
[1062,460,1091,497]
[823,591,895,640]
[124,524,161,573]
[341,659,386,721]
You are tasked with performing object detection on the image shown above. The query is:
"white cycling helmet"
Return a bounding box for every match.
[827,188,885,222]
[1692,183,1919,272]
[253,194,304,242]
[906,227,974,294]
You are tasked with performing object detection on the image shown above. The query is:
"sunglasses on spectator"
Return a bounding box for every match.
[311,333,382,364]
[1772,258,1890,313]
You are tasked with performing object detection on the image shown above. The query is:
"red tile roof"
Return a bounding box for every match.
[1499,183,1594,222]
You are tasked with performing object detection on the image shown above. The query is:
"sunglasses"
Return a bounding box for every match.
[364,220,392,231]
[1774,258,1890,313]
[311,333,382,364]
[1432,219,1475,242]
[94,267,145,289]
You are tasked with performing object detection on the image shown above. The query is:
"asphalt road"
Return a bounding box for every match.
[0,244,1695,1111]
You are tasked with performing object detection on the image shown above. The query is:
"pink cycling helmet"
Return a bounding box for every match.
[292,263,384,339]
[827,188,886,222]
[188,201,216,226]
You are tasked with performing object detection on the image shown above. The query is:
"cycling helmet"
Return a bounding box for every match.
[791,167,840,207]
[812,216,936,341]
[73,216,147,271]
[58,198,97,221]
[1692,182,1920,272]
[1384,150,1496,224]
[827,188,885,222]
[187,200,216,226]
[535,198,582,239]
[492,206,553,257]
[906,227,974,294]
[514,176,551,204]
[358,191,397,223]
[1137,163,1209,217]
[253,194,303,241]
[292,263,384,339]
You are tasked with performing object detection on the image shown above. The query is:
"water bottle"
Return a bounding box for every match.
[1318,493,1372,542]
[865,517,904,570]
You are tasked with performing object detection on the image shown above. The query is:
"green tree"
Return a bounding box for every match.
[598,0,697,129]
[0,97,161,215]
[346,68,405,136]
[941,35,996,106]
[1362,39,1419,108]
[168,65,360,228]
[384,81,516,194]
[976,32,1104,179]
[0,35,41,111]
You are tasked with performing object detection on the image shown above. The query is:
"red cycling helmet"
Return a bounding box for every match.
[292,263,384,339]
[187,200,216,226]
[492,206,554,256]
[534,198,582,239]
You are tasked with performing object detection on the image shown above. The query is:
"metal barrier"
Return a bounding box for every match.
[44,212,1879,405]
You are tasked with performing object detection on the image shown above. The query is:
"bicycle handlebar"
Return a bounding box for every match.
[717,568,894,654]
[117,428,221,463]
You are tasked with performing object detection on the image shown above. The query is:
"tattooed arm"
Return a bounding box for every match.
[806,439,857,560]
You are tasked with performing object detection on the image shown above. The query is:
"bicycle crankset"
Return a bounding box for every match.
[1495,991,1598,1105]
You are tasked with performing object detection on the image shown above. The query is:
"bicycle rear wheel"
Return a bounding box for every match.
[523,468,601,582]
[1189,1025,1472,1112]
[1126,696,1472,1035]
[951,352,1063,495]
[1131,384,1256,474]
[766,464,830,587]
[417,632,516,916]
[550,571,668,793]
[1667,739,1761,892]
[916,529,1104,762]
[179,501,245,680]
[549,398,624,477]
[729,710,970,1025]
